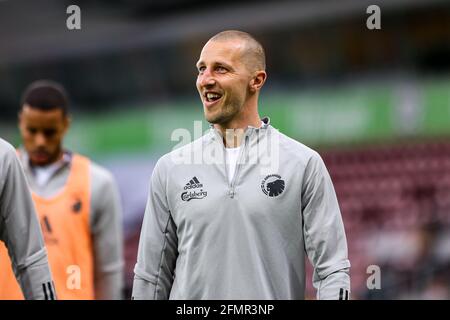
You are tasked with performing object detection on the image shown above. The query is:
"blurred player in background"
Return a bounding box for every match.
[0,138,56,300]
[0,80,124,300]
[132,30,350,299]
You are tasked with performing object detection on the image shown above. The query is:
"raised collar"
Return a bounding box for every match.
[209,116,271,141]
[18,147,73,173]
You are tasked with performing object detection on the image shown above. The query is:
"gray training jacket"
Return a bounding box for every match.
[132,117,350,300]
[0,138,55,300]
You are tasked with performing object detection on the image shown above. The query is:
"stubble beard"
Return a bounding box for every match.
[205,96,243,126]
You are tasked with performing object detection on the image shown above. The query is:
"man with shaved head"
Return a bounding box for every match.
[196,30,267,130]
[132,30,351,300]
[209,30,266,70]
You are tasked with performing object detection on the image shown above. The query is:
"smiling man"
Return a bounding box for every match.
[132,30,350,300]
[0,80,124,300]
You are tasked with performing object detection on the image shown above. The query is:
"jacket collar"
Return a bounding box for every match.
[18,147,73,173]
[209,116,271,142]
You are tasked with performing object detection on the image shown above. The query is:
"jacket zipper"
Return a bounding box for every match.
[227,134,249,199]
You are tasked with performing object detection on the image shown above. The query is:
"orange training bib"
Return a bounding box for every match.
[0,154,94,300]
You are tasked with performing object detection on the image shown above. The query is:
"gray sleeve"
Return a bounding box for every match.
[0,140,56,300]
[89,164,124,300]
[301,151,351,300]
[132,158,178,300]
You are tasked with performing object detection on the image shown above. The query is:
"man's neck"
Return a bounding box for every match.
[29,150,65,169]
[214,115,262,148]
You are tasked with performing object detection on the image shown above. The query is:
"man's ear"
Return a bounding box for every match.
[17,109,24,130]
[249,71,267,93]
[63,115,72,133]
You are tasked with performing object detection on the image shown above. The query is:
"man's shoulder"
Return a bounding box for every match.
[0,140,22,198]
[85,158,116,186]
[72,153,116,189]
[273,128,321,163]
[0,139,20,180]
[0,138,16,161]
[79,156,120,207]
[156,133,211,168]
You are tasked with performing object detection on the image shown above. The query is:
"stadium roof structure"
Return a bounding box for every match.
[0,0,448,66]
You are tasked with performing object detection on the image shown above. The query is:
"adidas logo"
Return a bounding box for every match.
[184,176,203,190]
[181,176,207,201]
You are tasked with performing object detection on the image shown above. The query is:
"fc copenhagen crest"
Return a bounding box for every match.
[261,174,285,197]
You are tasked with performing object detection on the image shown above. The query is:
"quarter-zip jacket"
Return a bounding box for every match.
[132,118,350,299]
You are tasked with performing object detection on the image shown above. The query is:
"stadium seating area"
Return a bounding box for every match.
[320,139,450,299]
[124,139,450,299]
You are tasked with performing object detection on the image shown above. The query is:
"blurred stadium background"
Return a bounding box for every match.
[1,0,449,299]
